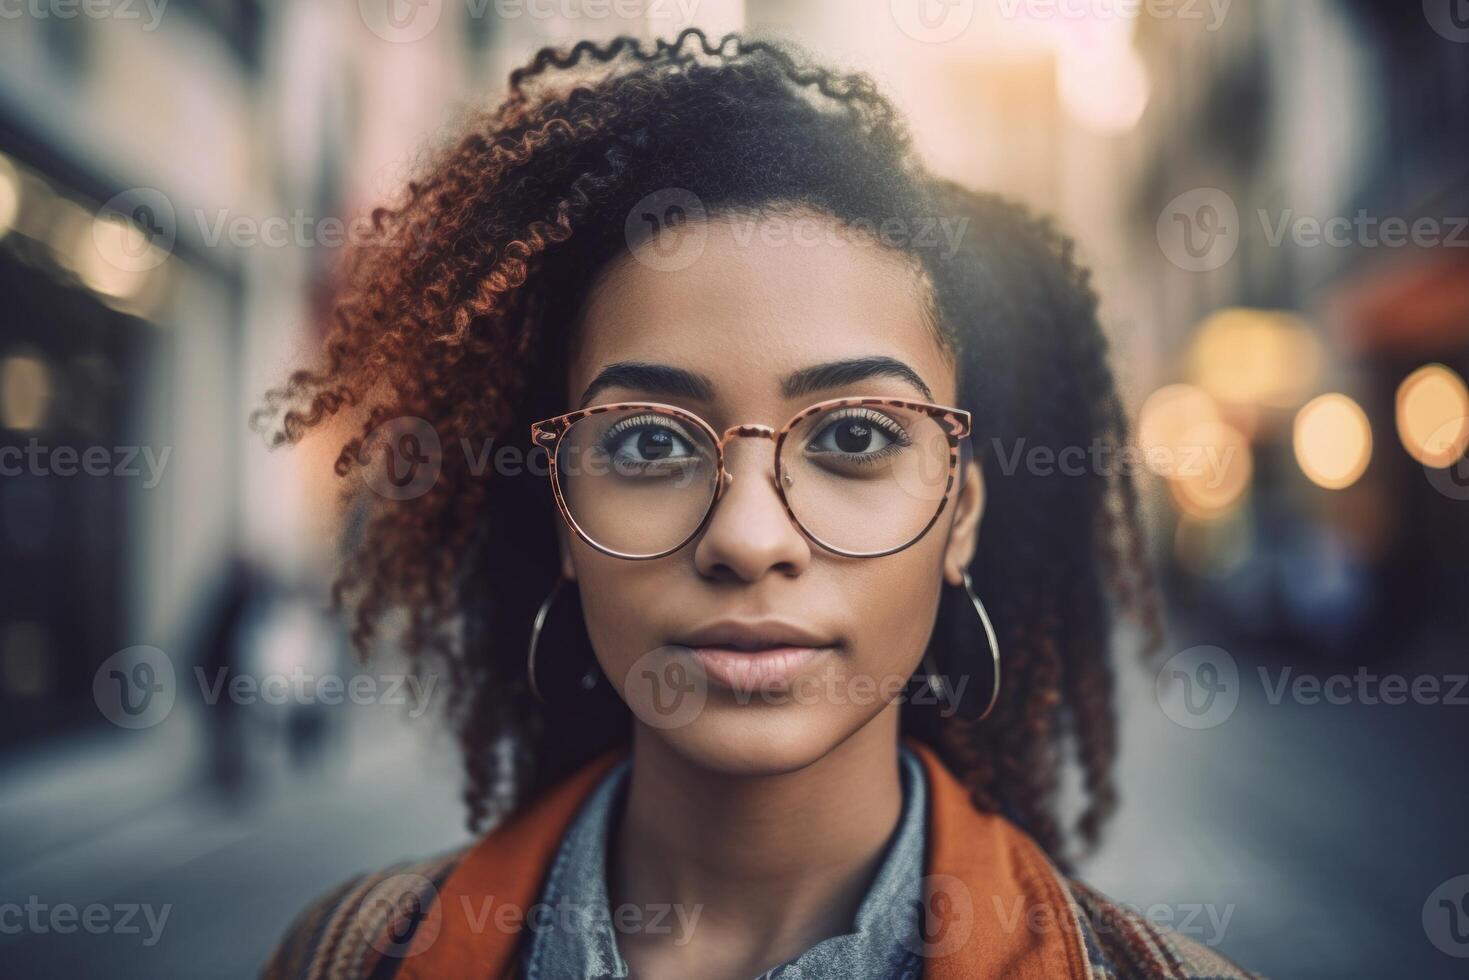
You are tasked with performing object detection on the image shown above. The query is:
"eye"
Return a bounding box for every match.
[600,414,700,466]
[806,409,911,461]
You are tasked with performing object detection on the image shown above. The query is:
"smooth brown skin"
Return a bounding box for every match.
[559,213,985,979]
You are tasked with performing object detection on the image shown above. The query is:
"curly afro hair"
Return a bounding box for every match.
[258,29,1159,866]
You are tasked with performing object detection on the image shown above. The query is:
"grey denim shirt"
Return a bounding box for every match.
[521,746,928,979]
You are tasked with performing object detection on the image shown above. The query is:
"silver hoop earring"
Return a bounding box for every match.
[922,569,1001,722]
[527,576,598,704]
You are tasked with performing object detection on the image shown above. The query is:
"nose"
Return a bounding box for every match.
[693,438,811,581]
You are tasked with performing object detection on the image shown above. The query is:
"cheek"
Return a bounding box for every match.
[571,550,672,681]
[840,546,947,683]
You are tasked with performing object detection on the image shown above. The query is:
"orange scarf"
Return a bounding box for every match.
[397,738,1088,979]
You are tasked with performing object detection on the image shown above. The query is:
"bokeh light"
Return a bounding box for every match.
[1057,44,1150,134]
[0,154,19,239]
[1137,383,1220,477]
[1294,393,1372,490]
[1395,364,1469,468]
[1167,420,1253,520]
[0,354,53,431]
[1188,308,1323,409]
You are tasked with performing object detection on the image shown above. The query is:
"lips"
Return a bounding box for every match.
[672,619,838,693]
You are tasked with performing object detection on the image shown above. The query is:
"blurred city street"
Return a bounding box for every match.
[2,1,1468,978]
[0,701,468,979]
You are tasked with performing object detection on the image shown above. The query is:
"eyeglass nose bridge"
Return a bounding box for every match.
[714,423,792,497]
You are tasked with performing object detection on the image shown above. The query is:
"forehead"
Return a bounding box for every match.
[569,213,955,412]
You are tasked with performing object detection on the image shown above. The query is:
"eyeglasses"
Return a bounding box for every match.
[530,396,971,560]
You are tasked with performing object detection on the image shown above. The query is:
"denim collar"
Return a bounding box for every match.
[521,745,928,980]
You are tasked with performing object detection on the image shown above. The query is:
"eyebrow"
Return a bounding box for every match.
[578,355,934,408]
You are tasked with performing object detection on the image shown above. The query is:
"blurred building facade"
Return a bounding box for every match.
[1126,0,1469,663]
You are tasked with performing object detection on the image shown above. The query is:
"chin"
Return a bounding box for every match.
[648,702,879,777]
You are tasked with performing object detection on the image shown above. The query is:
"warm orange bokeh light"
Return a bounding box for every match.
[1294,393,1372,490]
[1396,364,1469,468]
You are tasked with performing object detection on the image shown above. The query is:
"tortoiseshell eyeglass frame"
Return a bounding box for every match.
[530,396,973,561]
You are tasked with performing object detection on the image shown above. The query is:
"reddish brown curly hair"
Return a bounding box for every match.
[257,29,1160,867]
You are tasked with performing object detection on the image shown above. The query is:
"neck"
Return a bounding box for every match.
[609,705,905,972]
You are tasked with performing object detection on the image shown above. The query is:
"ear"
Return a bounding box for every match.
[942,459,984,587]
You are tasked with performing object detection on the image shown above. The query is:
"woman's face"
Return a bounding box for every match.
[561,212,983,775]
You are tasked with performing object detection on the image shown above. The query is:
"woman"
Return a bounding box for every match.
[260,30,1256,980]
